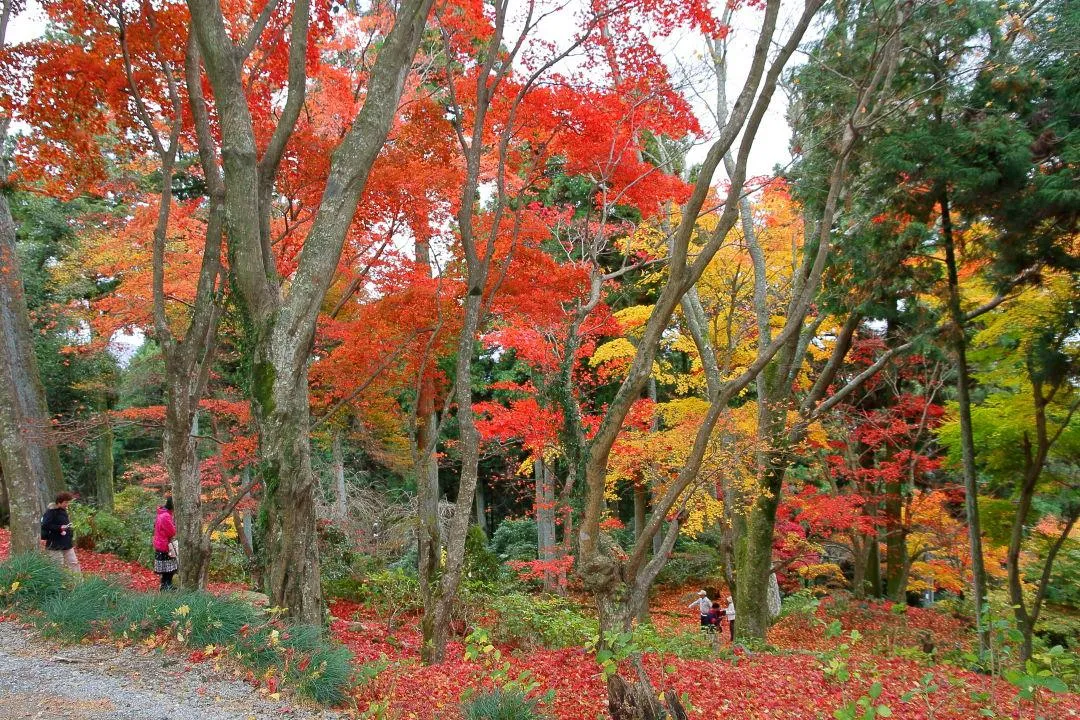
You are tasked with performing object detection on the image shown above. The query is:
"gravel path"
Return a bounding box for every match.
[0,621,342,719]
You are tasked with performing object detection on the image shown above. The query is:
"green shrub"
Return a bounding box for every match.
[656,541,723,587]
[463,688,543,720]
[111,591,183,638]
[361,568,421,629]
[780,589,821,619]
[465,525,501,581]
[40,578,127,638]
[488,592,595,649]
[0,553,65,608]
[69,487,158,566]
[491,519,538,562]
[632,624,713,660]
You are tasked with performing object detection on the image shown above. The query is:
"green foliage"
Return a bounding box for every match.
[465,525,501,581]
[69,486,159,567]
[281,625,356,705]
[977,498,1021,546]
[360,569,421,628]
[490,519,538,562]
[463,689,543,720]
[318,518,368,584]
[0,553,66,608]
[780,589,821,619]
[487,592,595,649]
[655,540,722,587]
[586,630,636,683]
[463,627,548,700]
[1029,539,1080,609]
[632,625,714,660]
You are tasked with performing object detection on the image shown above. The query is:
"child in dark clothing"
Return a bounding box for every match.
[707,602,724,631]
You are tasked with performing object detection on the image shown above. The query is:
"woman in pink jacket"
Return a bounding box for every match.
[153,496,178,590]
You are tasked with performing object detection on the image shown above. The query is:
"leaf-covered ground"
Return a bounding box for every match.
[3,529,1079,719]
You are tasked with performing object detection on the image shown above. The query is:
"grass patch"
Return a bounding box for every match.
[463,688,544,720]
[40,578,128,638]
[0,553,66,608]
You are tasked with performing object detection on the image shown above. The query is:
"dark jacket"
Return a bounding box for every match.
[40,504,74,551]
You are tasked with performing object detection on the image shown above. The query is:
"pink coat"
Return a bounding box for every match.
[153,506,176,552]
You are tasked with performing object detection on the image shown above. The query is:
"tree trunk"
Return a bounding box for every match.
[94,419,115,511]
[864,535,882,599]
[884,473,907,601]
[332,429,347,520]
[941,193,989,656]
[474,473,487,535]
[187,0,435,625]
[536,457,558,593]
[0,468,8,527]
[166,406,211,589]
[0,187,65,554]
[421,291,485,663]
[735,471,783,640]
[253,343,323,624]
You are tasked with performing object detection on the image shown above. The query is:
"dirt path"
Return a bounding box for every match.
[0,621,342,719]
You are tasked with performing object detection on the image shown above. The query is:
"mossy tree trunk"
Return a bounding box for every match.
[0,152,65,554]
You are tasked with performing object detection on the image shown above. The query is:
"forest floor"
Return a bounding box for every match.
[2,530,1079,719]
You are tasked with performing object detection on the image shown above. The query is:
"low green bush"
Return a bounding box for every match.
[632,624,714,660]
[780,588,821,619]
[490,519,537,562]
[0,553,65,608]
[463,688,543,720]
[360,568,421,629]
[69,487,159,567]
[655,541,723,587]
[488,592,595,649]
[174,592,259,646]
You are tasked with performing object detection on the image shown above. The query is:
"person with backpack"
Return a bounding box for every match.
[40,491,81,576]
[153,496,178,590]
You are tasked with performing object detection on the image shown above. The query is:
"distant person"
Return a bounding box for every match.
[153,496,178,590]
[688,589,711,630]
[725,595,736,642]
[40,491,81,576]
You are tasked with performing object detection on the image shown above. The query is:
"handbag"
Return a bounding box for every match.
[168,539,179,559]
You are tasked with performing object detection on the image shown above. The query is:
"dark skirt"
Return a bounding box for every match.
[154,550,178,574]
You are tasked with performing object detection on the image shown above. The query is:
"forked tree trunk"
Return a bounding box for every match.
[187,0,434,623]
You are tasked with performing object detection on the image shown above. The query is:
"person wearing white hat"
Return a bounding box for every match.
[688,589,711,630]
